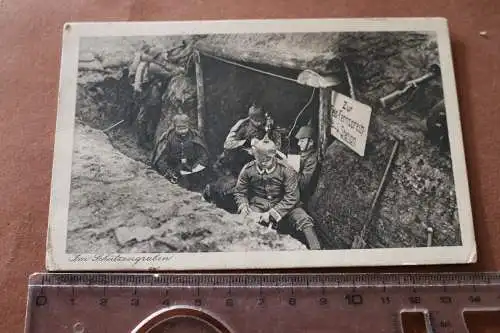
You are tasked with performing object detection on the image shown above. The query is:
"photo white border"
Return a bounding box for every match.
[46,17,477,271]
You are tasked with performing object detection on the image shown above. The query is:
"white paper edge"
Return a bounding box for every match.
[45,17,477,271]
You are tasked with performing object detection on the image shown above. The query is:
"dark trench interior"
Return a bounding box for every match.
[200,55,321,160]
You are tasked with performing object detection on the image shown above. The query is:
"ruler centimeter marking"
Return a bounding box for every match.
[25,272,500,333]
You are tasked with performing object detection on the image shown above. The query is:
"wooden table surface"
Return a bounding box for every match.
[0,0,499,332]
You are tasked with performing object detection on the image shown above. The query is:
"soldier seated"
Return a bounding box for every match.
[220,103,281,176]
[151,113,209,191]
[233,136,321,250]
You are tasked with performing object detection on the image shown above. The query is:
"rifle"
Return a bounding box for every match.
[379,64,441,109]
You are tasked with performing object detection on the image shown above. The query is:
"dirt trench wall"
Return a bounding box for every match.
[309,32,460,249]
[76,71,135,129]
[76,74,199,170]
[310,127,459,249]
[336,31,443,109]
[76,36,203,164]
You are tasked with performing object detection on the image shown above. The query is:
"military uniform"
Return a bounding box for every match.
[153,129,207,172]
[224,117,265,150]
[221,106,281,176]
[234,156,320,249]
[152,113,208,192]
[224,118,281,150]
[133,47,184,148]
[298,148,319,203]
[294,124,319,204]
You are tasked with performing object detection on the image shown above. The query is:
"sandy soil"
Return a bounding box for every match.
[66,122,306,253]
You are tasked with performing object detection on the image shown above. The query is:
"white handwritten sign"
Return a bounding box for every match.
[330,91,372,156]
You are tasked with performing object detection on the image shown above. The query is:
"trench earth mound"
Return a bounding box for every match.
[67,122,306,253]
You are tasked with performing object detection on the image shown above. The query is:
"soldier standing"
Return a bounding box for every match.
[233,136,321,250]
[294,125,319,204]
[151,113,209,190]
[133,46,184,149]
[128,43,151,82]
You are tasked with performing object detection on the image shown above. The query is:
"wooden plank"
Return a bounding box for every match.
[194,50,206,140]
[318,87,332,160]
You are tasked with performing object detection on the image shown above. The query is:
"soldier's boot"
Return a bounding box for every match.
[303,226,321,250]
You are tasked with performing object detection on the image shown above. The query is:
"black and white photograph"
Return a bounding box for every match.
[46,18,476,270]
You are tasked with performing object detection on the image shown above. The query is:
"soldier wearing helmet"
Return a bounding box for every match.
[220,103,281,175]
[133,45,185,148]
[233,136,321,250]
[151,113,208,190]
[294,124,319,204]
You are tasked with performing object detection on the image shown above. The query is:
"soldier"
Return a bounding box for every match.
[294,125,319,204]
[221,103,281,175]
[425,99,449,153]
[151,113,209,190]
[234,136,321,250]
[133,46,185,149]
[128,43,151,82]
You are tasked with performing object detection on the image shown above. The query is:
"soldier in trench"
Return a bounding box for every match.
[233,136,321,250]
[132,46,185,149]
[219,103,281,176]
[294,124,320,205]
[151,113,209,191]
[203,103,282,213]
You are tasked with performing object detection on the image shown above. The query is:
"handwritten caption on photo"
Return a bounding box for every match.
[69,254,174,265]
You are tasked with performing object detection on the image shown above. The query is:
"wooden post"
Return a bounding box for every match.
[194,50,205,140]
[318,87,332,160]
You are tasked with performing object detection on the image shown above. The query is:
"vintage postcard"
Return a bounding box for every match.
[46,18,476,270]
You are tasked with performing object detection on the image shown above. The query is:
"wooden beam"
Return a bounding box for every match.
[318,87,332,160]
[194,51,205,140]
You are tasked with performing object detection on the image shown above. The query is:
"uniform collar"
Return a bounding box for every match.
[256,162,277,175]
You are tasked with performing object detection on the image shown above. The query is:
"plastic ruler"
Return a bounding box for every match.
[24,272,500,333]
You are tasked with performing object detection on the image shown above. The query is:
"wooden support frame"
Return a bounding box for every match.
[318,87,332,161]
[194,50,206,140]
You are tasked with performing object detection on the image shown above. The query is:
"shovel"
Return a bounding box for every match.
[351,139,400,249]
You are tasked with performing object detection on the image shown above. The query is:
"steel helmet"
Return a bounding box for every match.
[252,135,277,157]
